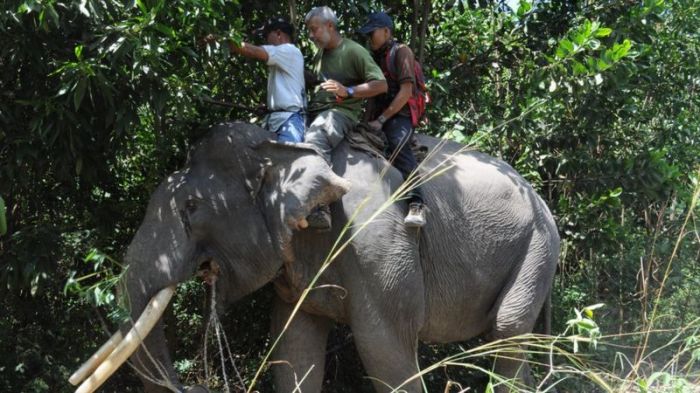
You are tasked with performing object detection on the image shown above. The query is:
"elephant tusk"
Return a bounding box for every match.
[69,331,123,385]
[74,286,176,393]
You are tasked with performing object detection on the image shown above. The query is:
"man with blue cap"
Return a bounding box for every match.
[359,12,427,227]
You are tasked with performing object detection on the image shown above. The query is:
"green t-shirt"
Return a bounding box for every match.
[308,38,385,122]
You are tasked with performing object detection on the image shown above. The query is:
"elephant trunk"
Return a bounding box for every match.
[70,286,177,393]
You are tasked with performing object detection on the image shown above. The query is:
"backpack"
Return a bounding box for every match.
[384,42,430,128]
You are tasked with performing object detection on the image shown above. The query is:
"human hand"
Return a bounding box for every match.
[320,79,348,98]
[368,120,382,131]
[199,34,218,47]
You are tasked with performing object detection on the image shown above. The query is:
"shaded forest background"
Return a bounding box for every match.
[1,0,698,391]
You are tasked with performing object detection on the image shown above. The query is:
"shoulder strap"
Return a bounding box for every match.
[384,41,400,79]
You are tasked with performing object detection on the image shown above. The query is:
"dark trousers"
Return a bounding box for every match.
[383,115,424,204]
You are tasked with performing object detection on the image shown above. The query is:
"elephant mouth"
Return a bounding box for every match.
[196,258,220,285]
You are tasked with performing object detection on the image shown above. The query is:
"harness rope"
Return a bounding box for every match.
[203,281,245,392]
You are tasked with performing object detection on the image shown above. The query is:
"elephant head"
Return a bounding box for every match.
[69,122,350,393]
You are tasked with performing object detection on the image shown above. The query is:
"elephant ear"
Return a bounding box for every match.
[251,141,351,256]
[243,157,272,199]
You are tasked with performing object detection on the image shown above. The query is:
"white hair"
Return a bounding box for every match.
[304,6,338,26]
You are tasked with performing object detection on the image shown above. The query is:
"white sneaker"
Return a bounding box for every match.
[404,203,426,227]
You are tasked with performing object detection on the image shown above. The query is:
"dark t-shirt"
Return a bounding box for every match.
[373,42,416,118]
[307,38,386,122]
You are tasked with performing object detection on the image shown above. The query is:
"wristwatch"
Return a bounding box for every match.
[377,114,387,124]
[346,86,355,98]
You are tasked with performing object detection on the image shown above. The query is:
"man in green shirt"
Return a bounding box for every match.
[304,6,388,229]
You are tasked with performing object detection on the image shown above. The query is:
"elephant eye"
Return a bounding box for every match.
[184,199,197,214]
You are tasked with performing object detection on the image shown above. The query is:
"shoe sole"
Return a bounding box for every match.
[404,220,425,227]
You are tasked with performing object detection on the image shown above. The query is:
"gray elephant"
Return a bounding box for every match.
[69,122,559,393]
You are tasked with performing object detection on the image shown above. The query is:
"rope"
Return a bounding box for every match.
[203,281,246,392]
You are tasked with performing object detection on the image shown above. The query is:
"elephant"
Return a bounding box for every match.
[69,121,559,393]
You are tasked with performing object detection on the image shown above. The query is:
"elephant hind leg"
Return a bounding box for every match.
[491,348,534,393]
[488,235,557,392]
[488,299,539,393]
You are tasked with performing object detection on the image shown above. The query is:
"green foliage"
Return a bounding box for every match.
[638,371,697,393]
[63,249,129,323]
[1,0,699,391]
[566,303,604,353]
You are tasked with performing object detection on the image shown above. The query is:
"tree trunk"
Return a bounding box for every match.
[410,0,419,50]
[417,0,431,64]
[288,0,297,25]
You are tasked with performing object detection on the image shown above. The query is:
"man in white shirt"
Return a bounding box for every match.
[210,18,306,142]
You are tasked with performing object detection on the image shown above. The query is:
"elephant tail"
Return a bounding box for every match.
[534,290,552,336]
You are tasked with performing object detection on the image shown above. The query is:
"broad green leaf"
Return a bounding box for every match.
[608,188,622,198]
[559,39,574,56]
[597,57,611,71]
[154,23,175,38]
[517,0,532,17]
[555,47,566,59]
[576,318,598,329]
[84,248,99,262]
[572,61,588,75]
[136,0,147,15]
[596,27,613,37]
[46,4,59,27]
[613,39,632,60]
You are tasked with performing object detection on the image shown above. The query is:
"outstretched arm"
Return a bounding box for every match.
[227,41,269,63]
[201,34,269,63]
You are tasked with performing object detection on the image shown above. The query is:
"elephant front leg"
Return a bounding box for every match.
[270,296,331,393]
[352,322,422,393]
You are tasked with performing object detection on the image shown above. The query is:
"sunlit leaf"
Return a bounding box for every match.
[596,27,613,37]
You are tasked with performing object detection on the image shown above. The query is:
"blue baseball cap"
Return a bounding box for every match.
[358,12,393,35]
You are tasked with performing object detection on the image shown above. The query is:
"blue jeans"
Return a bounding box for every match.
[383,115,424,204]
[276,112,305,143]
